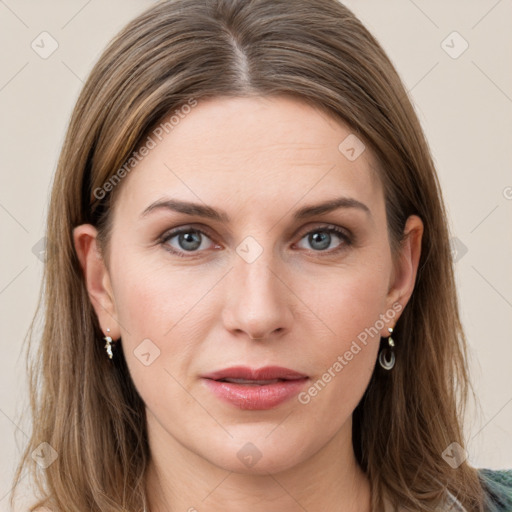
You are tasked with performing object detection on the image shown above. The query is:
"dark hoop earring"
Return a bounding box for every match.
[378,327,395,370]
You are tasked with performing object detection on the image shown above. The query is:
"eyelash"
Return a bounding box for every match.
[159,224,353,258]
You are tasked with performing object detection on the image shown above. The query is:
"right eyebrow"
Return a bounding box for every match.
[140,198,229,222]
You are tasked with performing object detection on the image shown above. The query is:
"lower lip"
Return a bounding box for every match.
[202,377,309,410]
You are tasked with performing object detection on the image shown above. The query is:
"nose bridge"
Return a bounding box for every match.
[234,235,281,305]
[223,233,292,338]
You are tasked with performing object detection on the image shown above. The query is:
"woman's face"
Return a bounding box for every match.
[77,95,422,475]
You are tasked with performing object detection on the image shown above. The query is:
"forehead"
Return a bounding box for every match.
[115,95,384,221]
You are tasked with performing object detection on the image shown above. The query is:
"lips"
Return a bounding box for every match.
[201,366,309,410]
[201,365,308,382]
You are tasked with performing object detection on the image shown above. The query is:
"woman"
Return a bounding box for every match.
[10,0,512,511]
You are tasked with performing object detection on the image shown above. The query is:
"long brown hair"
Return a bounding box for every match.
[11,0,488,510]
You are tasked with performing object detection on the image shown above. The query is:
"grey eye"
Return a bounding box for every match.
[163,229,214,253]
[296,228,347,252]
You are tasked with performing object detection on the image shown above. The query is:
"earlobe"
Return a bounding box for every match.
[386,215,424,317]
[72,224,120,339]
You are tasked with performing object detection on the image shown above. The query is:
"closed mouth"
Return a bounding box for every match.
[215,378,297,385]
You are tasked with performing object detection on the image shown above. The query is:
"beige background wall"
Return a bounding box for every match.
[1,0,511,508]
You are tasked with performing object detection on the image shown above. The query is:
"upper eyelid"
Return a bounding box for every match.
[160,224,217,242]
[160,223,351,246]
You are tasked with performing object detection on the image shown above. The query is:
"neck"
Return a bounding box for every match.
[144,412,371,512]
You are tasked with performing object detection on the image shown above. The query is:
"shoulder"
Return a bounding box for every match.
[478,468,512,512]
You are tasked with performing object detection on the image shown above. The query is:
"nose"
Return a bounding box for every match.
[222,245,294,341]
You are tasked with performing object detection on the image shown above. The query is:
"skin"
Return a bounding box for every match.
[74,95,423,512]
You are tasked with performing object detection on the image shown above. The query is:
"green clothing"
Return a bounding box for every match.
[479,469,512,511]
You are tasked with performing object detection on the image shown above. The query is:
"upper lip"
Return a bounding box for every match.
[202,366,308,381]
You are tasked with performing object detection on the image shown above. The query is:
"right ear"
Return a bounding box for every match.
[72,224,121,339]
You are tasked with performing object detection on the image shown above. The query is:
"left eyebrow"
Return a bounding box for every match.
[140,196,372,222]
[293,196,371,220]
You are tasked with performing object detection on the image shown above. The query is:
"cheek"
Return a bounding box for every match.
[111,255,192,337]
[110,263,200,408]
[109,255,223,383]
[295,261,390,402]
[301,258,391,344]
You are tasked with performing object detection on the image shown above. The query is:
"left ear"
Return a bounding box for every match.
[385,214,424,323]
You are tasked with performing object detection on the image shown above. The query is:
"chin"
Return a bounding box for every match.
[198,431,313,476]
